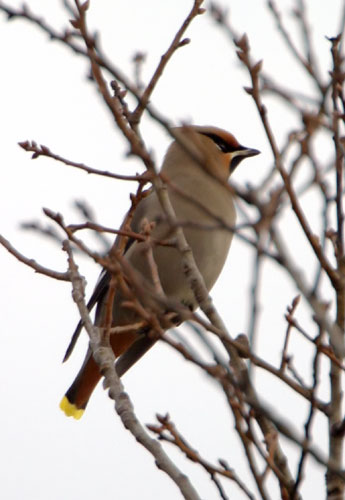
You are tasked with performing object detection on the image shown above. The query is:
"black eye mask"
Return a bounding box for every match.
[200,132,239,153]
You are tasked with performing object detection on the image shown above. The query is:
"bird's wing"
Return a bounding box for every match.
[115,334,157,377]
[63,189,154,362]
[62,270,110,362]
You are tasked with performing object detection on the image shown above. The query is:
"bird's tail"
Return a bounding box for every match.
[60,350,101,420]
[60,333,156,419]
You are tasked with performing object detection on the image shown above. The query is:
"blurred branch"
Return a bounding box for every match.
[73,200,111,252]
[165,322,329,415]
[327,33,345,498]
[292,329,324,497]
[293,0,322,80]
[271,227,344,356]
[131,51,146,92]
[235,33,339,289]
[247,239,264,355]
[267,0,324,91]
[20,220,63,246]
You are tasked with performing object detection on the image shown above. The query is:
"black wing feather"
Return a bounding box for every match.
[62,270,111,362]
[63,189,152,363]
[63,220,142,362]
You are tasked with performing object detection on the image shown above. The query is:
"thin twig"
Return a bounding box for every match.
[0,233,70,281]
[292,330,324,498]
[130,0,205,126]
[18,140,149,182]
[148,414,255,500]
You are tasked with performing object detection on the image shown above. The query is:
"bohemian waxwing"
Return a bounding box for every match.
[60,125,260,419]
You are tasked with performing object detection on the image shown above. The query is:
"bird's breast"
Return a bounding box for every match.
[125,172,236,310]
[152,178,235,306]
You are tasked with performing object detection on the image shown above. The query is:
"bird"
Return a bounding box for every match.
[60,125,260,419]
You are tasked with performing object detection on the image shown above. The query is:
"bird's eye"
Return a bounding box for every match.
[200,132,235,153]
[214,140,229,152]
[212,137,229,152]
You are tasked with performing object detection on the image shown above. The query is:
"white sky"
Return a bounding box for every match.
[1,1,343,499]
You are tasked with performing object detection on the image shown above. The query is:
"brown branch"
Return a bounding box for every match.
[0,233,70,281]
[280,295,301,372]
[164,324,329,415]
[148,414,255,500]
[329,35,345,260]
[294,0,322,81]
[43,208,111,267]
[4,1,343,496]
[245,418,293,496]
[284,312,345,372]
[131,51,146,91]
[0,1,141,104]
[235,33,340,291]
[224,386,270,499]
[68,220,149,244]
[63,237,202,499]
[267,0,325,92]
[247,241,264,358]
[271,227,345,357]
[130,0,205,126]
[292,330,324,498]
[18,140,150,182]
[141,220,166,297]
[245,392,345,482]
[326,33,345,498]
[72,1,156,171]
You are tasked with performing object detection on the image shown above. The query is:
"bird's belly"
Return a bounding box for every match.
[127,182,235,310]
[153,226,233,307]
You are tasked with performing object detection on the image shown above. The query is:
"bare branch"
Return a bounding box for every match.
[148,413,255,500]
[0,234,70,281]
[63,238,202,500]
[18,140,149,182]
[130,0,205,126]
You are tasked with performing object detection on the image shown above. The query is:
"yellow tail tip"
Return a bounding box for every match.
[60,396,84,420]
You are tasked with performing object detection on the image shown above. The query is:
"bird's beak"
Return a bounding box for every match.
[229,146,260,173]
[239,147,261,158]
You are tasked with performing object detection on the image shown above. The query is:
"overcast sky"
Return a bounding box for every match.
[1,1,343,499]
